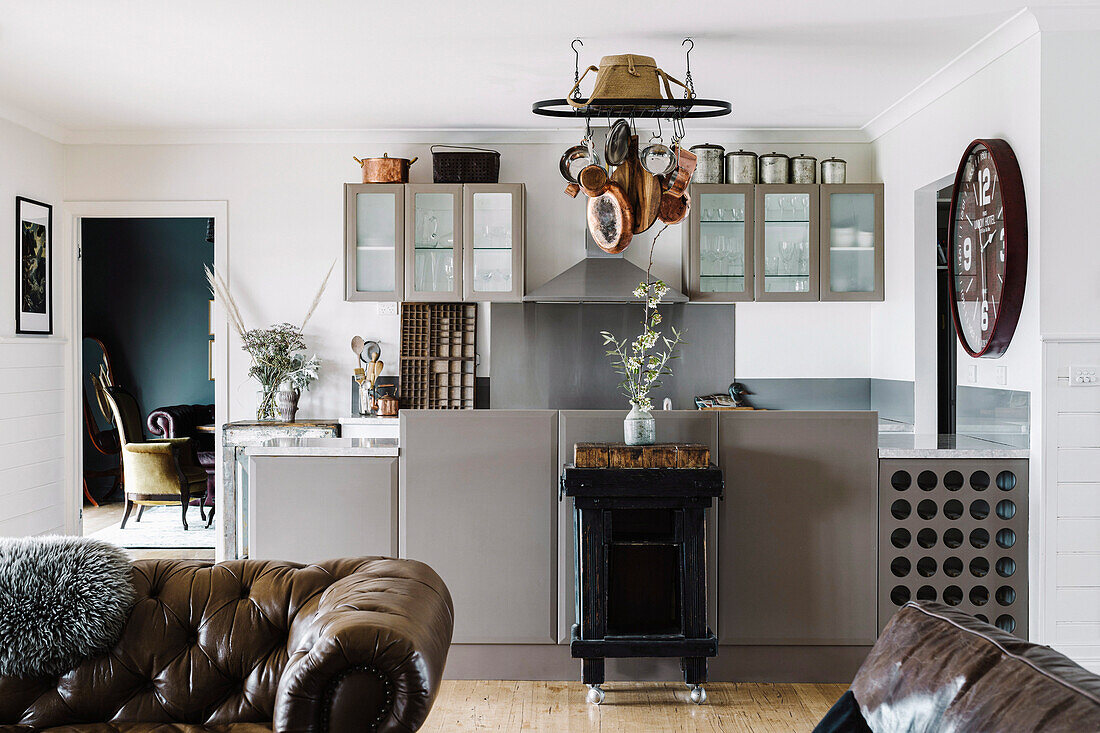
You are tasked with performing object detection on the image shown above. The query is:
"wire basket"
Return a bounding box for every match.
[431,145,500,183]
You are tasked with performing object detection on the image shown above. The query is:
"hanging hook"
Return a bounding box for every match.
[571,39,584,100]
[682,38,696,99]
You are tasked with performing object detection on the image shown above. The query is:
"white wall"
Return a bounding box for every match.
[64,136,873,420]
[0,117,68,536]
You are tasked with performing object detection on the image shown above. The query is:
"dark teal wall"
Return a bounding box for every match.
[82,218,213,430]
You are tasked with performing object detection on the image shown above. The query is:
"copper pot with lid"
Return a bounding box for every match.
[353,154,418,184]
[377,390,399,417]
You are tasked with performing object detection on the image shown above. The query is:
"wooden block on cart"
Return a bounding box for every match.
[574,442,711,469]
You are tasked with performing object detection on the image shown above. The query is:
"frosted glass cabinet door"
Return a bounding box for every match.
[463,183,525,302]
[754,184,819,301]
[684,184,754,302]
[344,183,404,301]
[405,184,463,301]
[820,184,884,301]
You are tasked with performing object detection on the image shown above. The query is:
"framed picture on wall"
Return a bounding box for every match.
[209,339,214,381]
[15,197,53,335]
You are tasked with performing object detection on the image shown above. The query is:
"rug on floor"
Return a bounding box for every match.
[89,506,215,549]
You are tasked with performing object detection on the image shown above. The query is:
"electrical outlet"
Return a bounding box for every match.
[996,366,1008,385]
[377,302,398,316]
[1070,365,1100,386]
[968,365,978,384]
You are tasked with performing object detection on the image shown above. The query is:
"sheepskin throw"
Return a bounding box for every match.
[0,535,135,677]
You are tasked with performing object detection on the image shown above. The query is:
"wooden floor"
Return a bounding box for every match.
[82,501,215,561]
[419,681,845,732]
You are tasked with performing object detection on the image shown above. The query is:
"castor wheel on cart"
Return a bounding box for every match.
[689,685,707,705]
[586,685,605,705]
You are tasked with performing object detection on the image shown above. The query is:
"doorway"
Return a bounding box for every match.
[936,185,957,434]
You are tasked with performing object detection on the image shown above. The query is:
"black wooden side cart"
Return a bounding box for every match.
[561,449,724,705]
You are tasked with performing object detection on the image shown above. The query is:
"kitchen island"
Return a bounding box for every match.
[229,410,1028,682]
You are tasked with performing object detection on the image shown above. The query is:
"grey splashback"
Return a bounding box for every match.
[956,385,1030,448]
[735,378,871,411]
[870,379,915,425]
[490,303,735,409]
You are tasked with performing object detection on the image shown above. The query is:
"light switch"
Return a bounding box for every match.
[968,365,978,383]
[996,366,1008,385]
[377,302,398,315]
[1070,366,1100,386]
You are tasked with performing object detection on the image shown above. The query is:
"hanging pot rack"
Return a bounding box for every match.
[531,38,731,121]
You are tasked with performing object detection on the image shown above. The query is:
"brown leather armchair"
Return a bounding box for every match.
[0,557,454,733]
[147,403,217,516]
[103,386,208,530]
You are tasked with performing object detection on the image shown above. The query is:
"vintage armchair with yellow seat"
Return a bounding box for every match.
[103,385,208,530]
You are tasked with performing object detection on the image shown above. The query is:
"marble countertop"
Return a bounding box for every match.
[246,437,399,457]
[878,433,1029,459]
[338,416,400,425]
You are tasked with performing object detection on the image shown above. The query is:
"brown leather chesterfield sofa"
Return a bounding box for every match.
[833,601,1100,730]
[0,557,454,733]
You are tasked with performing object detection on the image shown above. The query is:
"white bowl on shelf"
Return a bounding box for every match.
[832,227,857,247]
[856,230,875,247]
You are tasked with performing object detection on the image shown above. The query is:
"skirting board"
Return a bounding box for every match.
[443,644,872,683]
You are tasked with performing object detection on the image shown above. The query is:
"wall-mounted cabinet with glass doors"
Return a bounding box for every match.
[683,183,883,302]
[345,183,525,302]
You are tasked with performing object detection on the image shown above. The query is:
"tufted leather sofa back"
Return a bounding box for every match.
[0,558,400,729]
[147,404,216,452]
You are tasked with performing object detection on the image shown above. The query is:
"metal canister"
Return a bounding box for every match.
[791,154,817,184]
[725,150,758,184]
[689,143,726,183]
[759,152,790,184]
[820,157,847,184]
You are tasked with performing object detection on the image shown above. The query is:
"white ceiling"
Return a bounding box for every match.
[0,1,1069,135]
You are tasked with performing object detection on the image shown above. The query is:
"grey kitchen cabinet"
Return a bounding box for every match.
[345,183,525,303]
[682,184,755,302]
[344,183,405,301]
[401,410,558,643]
[463,184,525,302]
[755,184,821,301]
[717,411,878,645]
[247,455,398,563]
[820,184,885,301]
[556,410,719,644]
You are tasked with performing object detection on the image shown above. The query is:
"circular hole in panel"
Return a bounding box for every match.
[890,585,911,606]
[890,499,911,520]
[891,470,912,491]
[996,557,1017,578]
[996,615,1016,634]
[996,471,1017,491]
[970,528,990,549]
[970,471,990,491]
[943,585,963,606]
[917,528,938,549]
[891,557,911,577]
[996,528,1016,549]
[944,499,964,520]
[917,470,938,491]
[970,586,989,606]
[996,500,1016,520]
[891,528,911,549]
[944,557,963,577]
[944,528,964,549]
[917,557,937,577]
[916,585,937,602]
[970,557,990,578]
[996,586,1016,606]
[944,470,964,491]
[917,500,938,520]
[976,614,989,623]
[970,500,990,520]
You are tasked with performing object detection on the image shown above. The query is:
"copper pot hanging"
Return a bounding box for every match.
[354,154,418,184]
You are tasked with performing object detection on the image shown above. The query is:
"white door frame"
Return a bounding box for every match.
[66,201,229,560]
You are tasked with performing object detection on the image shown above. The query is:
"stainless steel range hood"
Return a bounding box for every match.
[523,231,688,304]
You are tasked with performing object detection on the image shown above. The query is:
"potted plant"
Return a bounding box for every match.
[600,232,683,445]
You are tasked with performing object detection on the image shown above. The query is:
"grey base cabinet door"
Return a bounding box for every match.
[401,410,558,643]
[556,410,719,643]
[247,455,397,563]
[717,411,878,645]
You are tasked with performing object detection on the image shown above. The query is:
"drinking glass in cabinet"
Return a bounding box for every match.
[412,192,455,293]
[698,192,746,293]
[355,192,396,293]
[828,193,876,293]
[471,191,514,293]
[763,192,811,292]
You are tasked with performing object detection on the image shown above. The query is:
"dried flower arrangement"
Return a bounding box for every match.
[206,262,333,420]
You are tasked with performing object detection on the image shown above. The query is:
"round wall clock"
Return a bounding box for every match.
[947,138,1028,358]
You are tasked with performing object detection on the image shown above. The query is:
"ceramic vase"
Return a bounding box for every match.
[274,386,300,422]
[624,405,656,445]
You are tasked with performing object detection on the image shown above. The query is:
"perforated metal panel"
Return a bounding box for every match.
[879,458,1028,638]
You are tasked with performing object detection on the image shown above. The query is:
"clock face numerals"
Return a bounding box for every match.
[952,144,1007,355]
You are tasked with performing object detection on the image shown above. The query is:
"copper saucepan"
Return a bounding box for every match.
[354,154,418,184]
[663,146,698,196]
